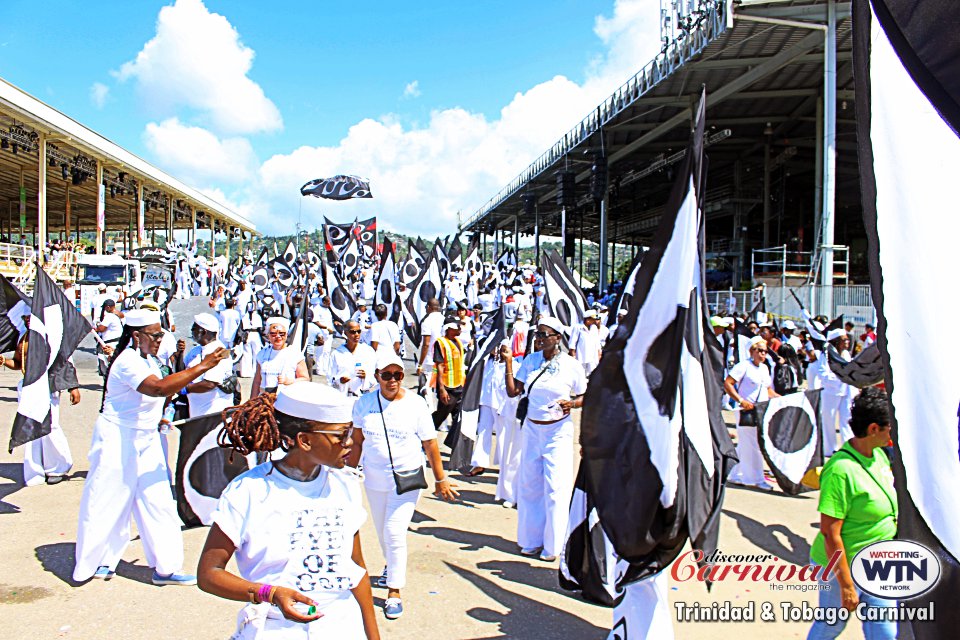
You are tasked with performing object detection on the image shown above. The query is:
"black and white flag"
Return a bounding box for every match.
[854,2,960,633]
[255,247,269,266]
[446,307,506,472]
[754,389,823,496]
[301,175,372,200]
[541,248,586,329]
[400,241,425,287]
[463,237,481,277]
[404,252,442,348]
[8,268,92,451]
[0,275,29,354]
[323,257,357,328]
[282,240,298,270]
[250,266,269,293]
[432,239,451,282]
[826,342,884,388]
[338,235,362,281]
[609,252,643,329]
[174,412,250,527]
[267,257,295,289]
[448,234,464,270]
[375,238,402,324]
[564,91,736,596]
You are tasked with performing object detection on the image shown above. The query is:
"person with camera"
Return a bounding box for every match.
[348,351,458,620]
[503,317,586,562]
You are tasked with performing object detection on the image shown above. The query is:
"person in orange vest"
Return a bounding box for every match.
[431,316,466,434]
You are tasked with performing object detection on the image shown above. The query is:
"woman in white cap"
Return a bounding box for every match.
[183,312,235,418]
[724,336,780,490]
[503,316,587,562]
[198,382,380,639]
[348,350,458,620]
[251,316,309,397]
[73,308,229,584]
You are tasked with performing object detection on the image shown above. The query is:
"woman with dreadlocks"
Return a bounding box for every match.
[198,382,379,639]
[73,308,229,585]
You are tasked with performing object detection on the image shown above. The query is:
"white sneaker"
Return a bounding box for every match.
[501,501,514,509]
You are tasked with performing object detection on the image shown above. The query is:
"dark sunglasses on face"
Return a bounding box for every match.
[269,331,287,338]
[534,331,558,339]
[753,348,767,354]
[346,329,362,335]
[141,330,165,341]
[378,371,404,382]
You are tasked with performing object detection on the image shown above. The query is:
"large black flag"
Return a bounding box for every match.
[826,342,884,388]
[541,248,586,330]
[0,275,29,354]
[323,256,357,328]
[353,217,378,259]
[854,2,960,634]
[323,216,356,260]
[175,412,249,527]
[9,268,92,451]
[301,175,372,200]
[564,90,736,596]
[375,238,402,324]
[445,308,506,472]
[754,389,823,496]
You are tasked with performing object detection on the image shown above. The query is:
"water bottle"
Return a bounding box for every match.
[160,404,176,433]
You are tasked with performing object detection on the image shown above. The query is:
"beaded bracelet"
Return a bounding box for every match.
[258,583,274,604]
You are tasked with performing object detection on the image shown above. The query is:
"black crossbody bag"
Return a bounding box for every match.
[736,379,764,427]
[515,366,550,423]
[377,393,428,495]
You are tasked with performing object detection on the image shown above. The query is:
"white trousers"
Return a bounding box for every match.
[240,332,262,379]
[23,393,73,486]
[364,486,420,590]
[517,416,574,557]
[820,392,853,456]
[313,340,333,378]
[232,596,365,640]
[608,572,673,640]
[729,425,766,486]
[73,416,185,582]
[471,405,498,468]
[495,411,522,504]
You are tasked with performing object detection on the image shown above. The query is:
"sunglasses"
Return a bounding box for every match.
[534,331,559,339]
[346,329,362,335]
[269,332,287,338]
[307,426,355,444]
[141,330,165,342]
[753,348,768,354]
[378,371,404,382]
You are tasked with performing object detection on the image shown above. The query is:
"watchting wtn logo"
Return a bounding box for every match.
[851,540,942,599]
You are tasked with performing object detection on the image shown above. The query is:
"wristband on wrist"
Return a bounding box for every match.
[258,583,273,604]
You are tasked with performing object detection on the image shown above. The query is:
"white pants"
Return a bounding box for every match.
[517,416,574,557]
[364,486,420,590]
[471,405,497,468]
[232,596,364,640]
[23,393,72,486]
[609,572,673,640]
[495,411,522,504]
[240,331,262,379]
[313,340,333,378]
[729,425,766,486]
[73,416,185,582]
[820,392,853,456]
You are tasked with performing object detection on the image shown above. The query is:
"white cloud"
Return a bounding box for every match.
[90,82,109,109]
[135,0,660,238]
[403,80,421,99]
[116,0,281,135]
[144,118,259,184]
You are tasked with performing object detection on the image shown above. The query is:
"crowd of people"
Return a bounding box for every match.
[6,240,899,640]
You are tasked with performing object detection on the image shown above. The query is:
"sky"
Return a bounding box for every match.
[0,0,662,237]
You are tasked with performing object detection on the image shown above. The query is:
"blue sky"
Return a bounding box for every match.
[0,0,660,236]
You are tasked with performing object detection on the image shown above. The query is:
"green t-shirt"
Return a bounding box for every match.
[810,442,898,567]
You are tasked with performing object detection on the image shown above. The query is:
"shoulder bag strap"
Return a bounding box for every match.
[522,364,550,400]
[375,392,397,472]
[832,449,898,521]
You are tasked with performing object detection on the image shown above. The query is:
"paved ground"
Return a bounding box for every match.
[0,297,861,639]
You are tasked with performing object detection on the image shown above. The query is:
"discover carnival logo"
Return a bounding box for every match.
[851,540,942,599]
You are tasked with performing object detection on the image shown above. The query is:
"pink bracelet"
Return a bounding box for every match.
[258,583,273,604]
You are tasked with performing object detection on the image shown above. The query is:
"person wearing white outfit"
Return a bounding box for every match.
[569,310,603,377]
[217,298,242,349]
[330,321,377,397]
[73,309,229,584]
[724,336,780,490]
[198,382,381,639]
[310,297,336,379]
[238,302,263,379]
[6,318,80,486]
[504,317,587,562]
[369,304,401,356]
[349,351,458,621]
[251,317,309,397]
[817,329,858,456]
[183,313,234,418]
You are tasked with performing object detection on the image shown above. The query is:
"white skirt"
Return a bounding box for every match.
[231,594,365,640]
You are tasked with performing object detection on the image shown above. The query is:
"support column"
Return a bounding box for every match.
[237,229,244,261]
[513,216,519,256]
[819,0,837,318]
[95,161,104,254]
[225,224,231,263]
[136,183,145,249]
[190,206,196,245]
[37,133,47,252]
[763,137,771,248]
[209,217,216,259]
[534,202,540,268]
[598,197,609,293]
[64,183,71,243]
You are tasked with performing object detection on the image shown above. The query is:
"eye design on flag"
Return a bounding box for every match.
[379,280,394,304]
[420,282,437,303]
[327,226,347,242]
[251,268,268,291]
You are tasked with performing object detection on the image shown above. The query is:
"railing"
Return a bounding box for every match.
[725,284,877,327]
[462,0,728,231]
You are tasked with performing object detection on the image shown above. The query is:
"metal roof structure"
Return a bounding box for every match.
[0,76,256,252]
[464,0,859,285]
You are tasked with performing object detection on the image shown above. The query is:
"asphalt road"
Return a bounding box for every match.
[0,295,862,639]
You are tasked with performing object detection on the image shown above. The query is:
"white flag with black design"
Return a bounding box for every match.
[323,257,357,327]
[281,240,298,269]
[0,274,29,354]
[338,234,362,280]
[564,91,736,610]
[8,268,91,451]
[609,252,643,328]
[854,1,960,632]
[267,257,295,289]
[404,251,443,348]
[175,412,251,527]
[431,239,451,282]
[754,389,823,495]
[375,239,402,324]
[541,248,586,329]
[463,237,481,277]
